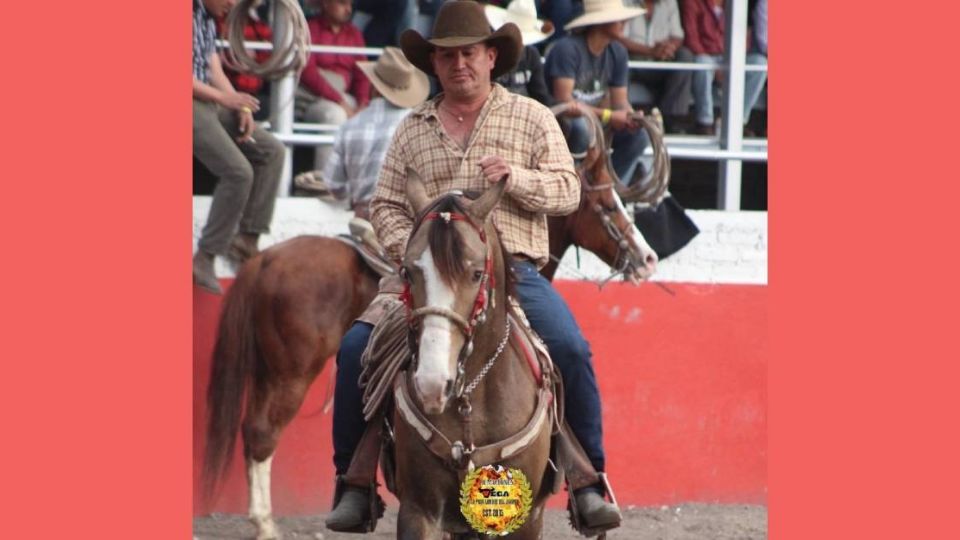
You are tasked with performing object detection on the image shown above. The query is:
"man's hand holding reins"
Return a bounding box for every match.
[478,155,512,186]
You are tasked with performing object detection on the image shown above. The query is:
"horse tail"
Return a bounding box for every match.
[202,257,262,501]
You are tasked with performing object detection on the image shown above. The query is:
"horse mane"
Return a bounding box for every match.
[419,194,517,301]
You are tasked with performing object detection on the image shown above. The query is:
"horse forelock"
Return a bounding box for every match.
[412,193,518,301]
[421,196,468,287]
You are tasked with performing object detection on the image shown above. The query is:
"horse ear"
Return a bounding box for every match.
[467,178,507,223]
[404,167,430,214]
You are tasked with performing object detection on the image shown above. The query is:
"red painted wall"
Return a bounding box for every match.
[193,280,766,515]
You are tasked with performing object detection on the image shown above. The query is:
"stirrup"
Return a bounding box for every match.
[566,473,621,539]
[330,475,385,533]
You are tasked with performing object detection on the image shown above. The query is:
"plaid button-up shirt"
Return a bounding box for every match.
[192,0,216,83]
[370,84,580,268]
[322,97,412,205]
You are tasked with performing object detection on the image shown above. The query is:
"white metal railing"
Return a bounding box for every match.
[220,0,765,208]
[627,60,767,72]
[216,41,769,73]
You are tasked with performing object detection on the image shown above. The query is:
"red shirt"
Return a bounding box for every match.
[301,16,370,107]
[682,0,725,55]
[217,16,272,94]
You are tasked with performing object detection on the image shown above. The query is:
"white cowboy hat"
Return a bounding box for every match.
[484,0,555,46]
[356,47,430,109]
[563,0,646,31]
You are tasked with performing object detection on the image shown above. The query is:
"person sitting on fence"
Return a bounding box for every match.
[617,0,694,133]
[485,0,555,106]
[681,0,767,135]
[298,0,371,171]
[192,0,285,295]
[294,47,430,220]
[545,0,651,185]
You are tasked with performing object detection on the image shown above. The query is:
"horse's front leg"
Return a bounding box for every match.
[397,502,445,540]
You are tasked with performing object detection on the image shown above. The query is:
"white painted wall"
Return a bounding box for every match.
[193,197,767,285]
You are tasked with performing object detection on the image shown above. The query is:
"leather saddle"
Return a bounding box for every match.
[334,218,397,278]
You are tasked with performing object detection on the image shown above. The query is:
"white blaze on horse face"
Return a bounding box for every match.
[247,455,279,540]
[613,193,658,281]
[414,246,458,412]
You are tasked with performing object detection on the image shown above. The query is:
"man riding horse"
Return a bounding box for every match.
[327,0,641,533]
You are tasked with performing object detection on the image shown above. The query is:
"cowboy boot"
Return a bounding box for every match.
[326,476,385,533]
[556,423,622,534]
[573,479,622,532]
[227,233,260,264]
[192,250,222,294]
[326,417,386,532]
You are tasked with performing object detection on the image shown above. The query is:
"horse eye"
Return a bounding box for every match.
[399,267,410,281]
[473,270,484,282]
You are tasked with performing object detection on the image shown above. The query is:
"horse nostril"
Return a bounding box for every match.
[646,254,658,266]
[444,379,453,396]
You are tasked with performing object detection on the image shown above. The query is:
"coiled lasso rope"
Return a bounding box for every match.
[225,0,311,81]
[551,102,671,205]
[617,109,671,205]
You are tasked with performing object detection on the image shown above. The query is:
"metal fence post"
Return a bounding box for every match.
[718,0,749,210]
[269,1,296,197]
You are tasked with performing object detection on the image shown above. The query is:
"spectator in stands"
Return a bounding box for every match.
[485,0,555,106]
[540,0,584,44]
[298,0,371,172]
[353,0,417,48]
[682,0,767,135]
[193,0,285,295]
[545,0,651,185]
[753,0,767,55]
[216,0,272,120]
[617,0,693,133]
[293,47,429,219]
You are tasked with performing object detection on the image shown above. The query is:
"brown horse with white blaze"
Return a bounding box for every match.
[393,174,551,538]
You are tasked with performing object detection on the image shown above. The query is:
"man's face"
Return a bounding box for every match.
[322,0,353,25]
[430,43,497,99]
[599,20,626,39]
[203,0,237,18]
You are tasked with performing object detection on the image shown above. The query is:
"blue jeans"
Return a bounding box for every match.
[565,116,651,186]
[692,52,768,126]
[332,260,606,474]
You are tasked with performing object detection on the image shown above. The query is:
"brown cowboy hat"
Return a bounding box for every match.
[399,0,523,79]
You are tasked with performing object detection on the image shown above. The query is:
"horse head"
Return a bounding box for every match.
[401,169,509,414]
[554,104,659,284]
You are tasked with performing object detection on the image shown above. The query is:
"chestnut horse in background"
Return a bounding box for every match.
[202,110,658,540]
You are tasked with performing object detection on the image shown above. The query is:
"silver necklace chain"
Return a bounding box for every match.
[461,317,512,397]
[439,104,464,122]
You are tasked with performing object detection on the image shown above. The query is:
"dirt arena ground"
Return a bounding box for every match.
[194,503,767,539]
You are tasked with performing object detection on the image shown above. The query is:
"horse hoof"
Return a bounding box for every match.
[252,518,281,540]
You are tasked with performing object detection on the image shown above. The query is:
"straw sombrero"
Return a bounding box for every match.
[484,0,555,46]
[400,0,522,79]
[356,47,429,109]
[563,0,646,31]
